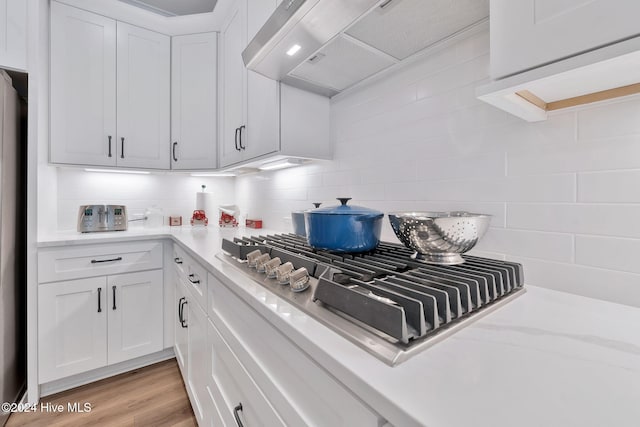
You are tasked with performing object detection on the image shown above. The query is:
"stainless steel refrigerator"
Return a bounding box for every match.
[0,69,26,426]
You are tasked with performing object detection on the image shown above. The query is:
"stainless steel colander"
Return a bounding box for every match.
[388,211,491,265]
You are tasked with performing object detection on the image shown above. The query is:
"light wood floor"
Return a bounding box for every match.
[7,359,197,427]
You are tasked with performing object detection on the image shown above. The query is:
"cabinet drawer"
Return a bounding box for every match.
[39,241,163,283]
[207,273,383,427]
[172,244,207,310]
[207,318,286,427]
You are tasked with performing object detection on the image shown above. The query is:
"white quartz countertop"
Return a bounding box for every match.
[38,227,640,427]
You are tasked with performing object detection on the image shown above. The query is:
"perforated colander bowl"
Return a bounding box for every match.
[388,211,491,265]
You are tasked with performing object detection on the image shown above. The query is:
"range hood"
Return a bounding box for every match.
[242,0,489,97]
[476,35,640,122]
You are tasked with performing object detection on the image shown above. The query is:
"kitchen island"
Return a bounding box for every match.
[37,226,640,427]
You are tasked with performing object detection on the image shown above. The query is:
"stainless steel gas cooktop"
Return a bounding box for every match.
[219,233,525,366]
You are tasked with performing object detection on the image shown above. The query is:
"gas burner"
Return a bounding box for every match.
[219,233,525,366]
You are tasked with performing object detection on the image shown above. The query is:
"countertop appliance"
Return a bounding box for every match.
[77,205,128,233]
[220,233,525,366]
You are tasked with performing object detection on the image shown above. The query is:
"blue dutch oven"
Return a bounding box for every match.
[304,198,384,252]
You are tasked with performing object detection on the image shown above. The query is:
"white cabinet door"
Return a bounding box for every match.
[187,296,209,425]
[244,0,280,161]
[491,0,640,78]
[116,22,170,169]
[50,2,117,166]
[219,5,246,168]
[171,33,218,170]
[174,278,189,380]
[0,0,27,71]
[107,270,163,364]
[38,277,108,383]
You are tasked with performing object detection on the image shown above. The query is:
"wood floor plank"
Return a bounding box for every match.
[7,359,197,427]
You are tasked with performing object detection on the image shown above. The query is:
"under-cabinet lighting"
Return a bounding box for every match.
[286,44,302,56]
[84,168,150,175]
[190,173,236,177]
[258,158,304,171]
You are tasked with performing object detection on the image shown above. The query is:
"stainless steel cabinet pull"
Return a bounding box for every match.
[174,257,183,264]
[91,257,123,264]
[98,287,102,313]
[188,274,200,284]
[239,125,246,150]
[120,137,125,158]
[112,286,117,310]
[234,127,240,151]
[180,300,188,328]
[233,403,244,427]
[172,142,178,162]
[178,297,185,323]
[108,135,112,157]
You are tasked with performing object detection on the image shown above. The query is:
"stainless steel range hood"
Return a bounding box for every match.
[242,0,489,97]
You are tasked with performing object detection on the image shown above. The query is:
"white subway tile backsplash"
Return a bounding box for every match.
[508,203,640,238]
[475,228,574,262]
[575,235,640,274]
[577,96,640,141]
[415,152,505,181]
[578,170,640,203]
[507,256,640,308]
[508,137,640,175]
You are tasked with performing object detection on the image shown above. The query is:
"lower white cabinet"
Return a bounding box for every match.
[38,277,108,383]
[207,318,286,427]
[173,251,209,425]
[38,269,163,383]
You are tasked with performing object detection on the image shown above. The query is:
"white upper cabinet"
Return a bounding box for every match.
[219,0,330,169]
[220,2,249,168]
[50,2,170,169]
[0,0,27,71]
[116,22,170,169]
[491,0,640,79]
[171,33,218,170]
[50,2,117,166]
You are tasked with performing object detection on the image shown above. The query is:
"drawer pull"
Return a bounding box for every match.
[174,257,183,264]
[112,286,117,310]
[233,403,244,427]
[97,287,102,313]
[188,274,200,284]
[91,257,123,264]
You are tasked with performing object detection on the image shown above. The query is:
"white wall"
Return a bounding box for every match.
[55,169,235,231]
[236,29,640,308]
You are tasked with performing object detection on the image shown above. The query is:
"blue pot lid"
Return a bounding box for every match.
[309,198,383,216]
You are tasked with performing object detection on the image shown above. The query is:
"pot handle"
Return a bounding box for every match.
[337,198,352,206]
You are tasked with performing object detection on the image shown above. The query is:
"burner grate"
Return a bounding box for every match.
[220,233,525,365]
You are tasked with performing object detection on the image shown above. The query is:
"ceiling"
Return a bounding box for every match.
[118,0,218,17]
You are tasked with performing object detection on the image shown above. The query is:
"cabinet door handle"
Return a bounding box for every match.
[91,257,123,264]
[233,403,244,427]
[120,137,125,159]
[188,274,200,284]
[172,141,178,162]
[98,287,102,313]
[234,127,240,151]
[174,257,183,264]
[178,297,185,323]
[112,285,117,310]
[180,300,188,328]
[108,135,112,158]
[239,125,246,150]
